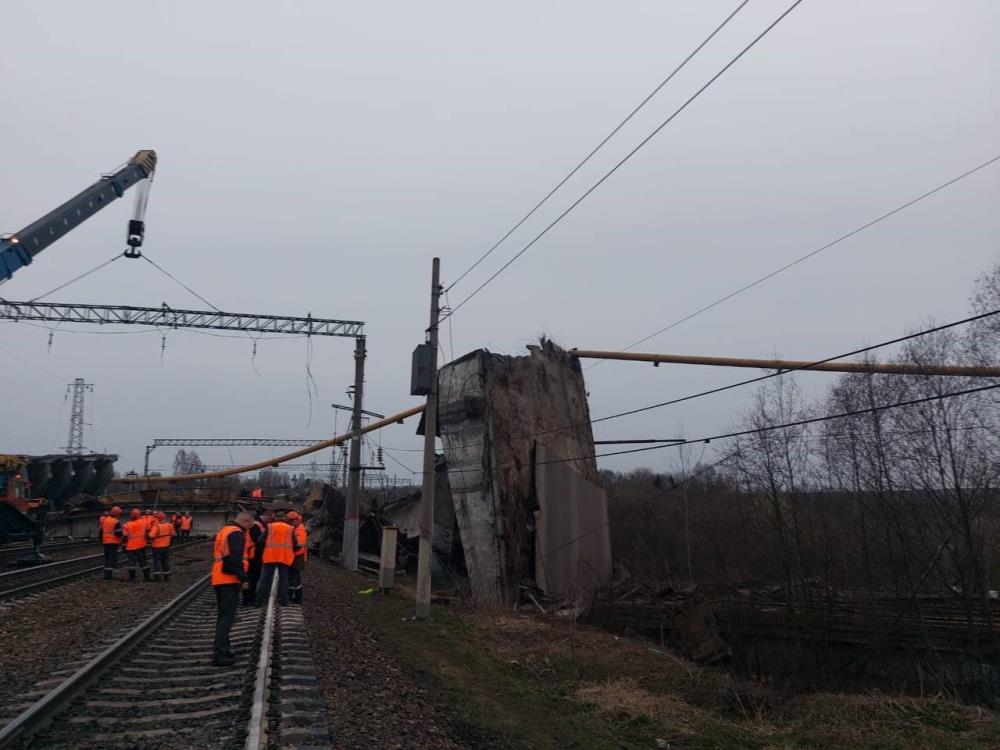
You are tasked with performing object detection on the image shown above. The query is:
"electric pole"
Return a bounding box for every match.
[415,257,441,619]
[342,335,366,571]
[63,378,93,455]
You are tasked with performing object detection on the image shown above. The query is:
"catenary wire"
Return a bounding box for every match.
[586,152,1000,369]
[433,305,1000,453]
[444,0,805,319]
[540,380,1000,468]
[444,0,753,293]
[25,253,123,303]
[141,254,223,312]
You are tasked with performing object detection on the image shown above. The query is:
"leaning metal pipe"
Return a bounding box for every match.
[569,350,1000,377]
[120,404,425,483]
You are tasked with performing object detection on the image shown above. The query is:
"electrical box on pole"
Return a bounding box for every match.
[411,344,434,396]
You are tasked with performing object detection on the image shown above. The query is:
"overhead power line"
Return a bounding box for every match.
[540,380,1000,468]
[142,254,223,313]
[26,253,122,303]
[588,152,1000,368]
[441,306,1000,452]
[445,0,752,293]
[444,0,805,319]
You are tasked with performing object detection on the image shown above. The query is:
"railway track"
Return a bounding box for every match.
[0,575,333,749]
[0,540,100,566]
[0,540,208,601]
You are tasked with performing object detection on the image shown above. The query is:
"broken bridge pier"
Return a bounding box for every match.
[430,339,612,607]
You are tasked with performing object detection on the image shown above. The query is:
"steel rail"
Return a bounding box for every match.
[0,564,103,600]
[245,577,278,750]
[0,540,208,600]
[0,573,211,747]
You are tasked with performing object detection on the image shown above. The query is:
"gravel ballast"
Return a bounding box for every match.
[0,540,213,710]
[301,563,461,750]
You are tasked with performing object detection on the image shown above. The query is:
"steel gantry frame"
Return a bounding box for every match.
[0,301,364,338]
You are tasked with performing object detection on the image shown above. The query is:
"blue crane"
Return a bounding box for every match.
[0,149,157,280]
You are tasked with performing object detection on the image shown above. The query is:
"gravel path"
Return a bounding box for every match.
[0,540,213,709]
[301,563,461,750]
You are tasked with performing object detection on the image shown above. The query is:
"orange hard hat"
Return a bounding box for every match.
[131,508,141,519]
[286,511,301,521]
[111,506,122,516]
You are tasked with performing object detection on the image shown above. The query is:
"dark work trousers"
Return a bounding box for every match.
[151,548,171,581]
[243,558,262,605]
[102,544,118,579]
[213,583,240,658]
[126,548,150,581]
[288,566,303,604]
[256,563,289,606]
[180,529,191,540]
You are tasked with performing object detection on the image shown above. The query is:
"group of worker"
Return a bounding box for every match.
[98,507,193,582]
[211,509,308,666]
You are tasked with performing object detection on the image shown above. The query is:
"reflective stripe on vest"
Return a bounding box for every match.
[211,525,244,586]
[262,522,294,566]
[123,520,148,551]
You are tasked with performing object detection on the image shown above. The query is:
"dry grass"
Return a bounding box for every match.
[576,677,690,719]
[353,572,1000,749]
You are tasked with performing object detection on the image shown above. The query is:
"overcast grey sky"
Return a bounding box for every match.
[1,1,998,476]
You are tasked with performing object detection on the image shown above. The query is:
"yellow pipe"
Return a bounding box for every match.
[569,349,1000,377]
[123,404,425,484]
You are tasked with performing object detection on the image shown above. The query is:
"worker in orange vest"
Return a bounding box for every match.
[211,511,255,666]
[250,487,263,499]
[148,511,176,582]
[255,511,299,606]
[99,506,123,580]
[242,510,268,606]
[287,511,307,604]
[122,509,152,582]
[179,512,193,540]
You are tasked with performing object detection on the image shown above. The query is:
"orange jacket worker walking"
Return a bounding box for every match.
[148,511,176,582]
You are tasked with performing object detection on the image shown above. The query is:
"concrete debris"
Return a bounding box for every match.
[438,339,611,608]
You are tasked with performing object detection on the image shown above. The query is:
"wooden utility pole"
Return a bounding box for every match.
[342,335,366,571]
[415,258,441,619]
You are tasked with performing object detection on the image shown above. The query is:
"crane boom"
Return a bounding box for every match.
[0,149,157,280]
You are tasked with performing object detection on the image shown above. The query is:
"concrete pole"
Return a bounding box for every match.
[415,257,441,619]
[342,335,366,571]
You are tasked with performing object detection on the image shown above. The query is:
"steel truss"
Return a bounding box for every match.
[153,438,320,448]
[0,300,364,338]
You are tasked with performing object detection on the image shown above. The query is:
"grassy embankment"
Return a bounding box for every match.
[347,571,1000,749]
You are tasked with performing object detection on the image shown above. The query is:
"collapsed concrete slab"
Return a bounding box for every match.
[438,339,611,606]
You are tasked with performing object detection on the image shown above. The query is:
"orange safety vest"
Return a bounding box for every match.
[293,524,307,562]
[212,524,246,586]
[99,515,120,545]
[262,521,294,566]
[122,519,148,551]
[149,521,175,549]
[180,515,193,531]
